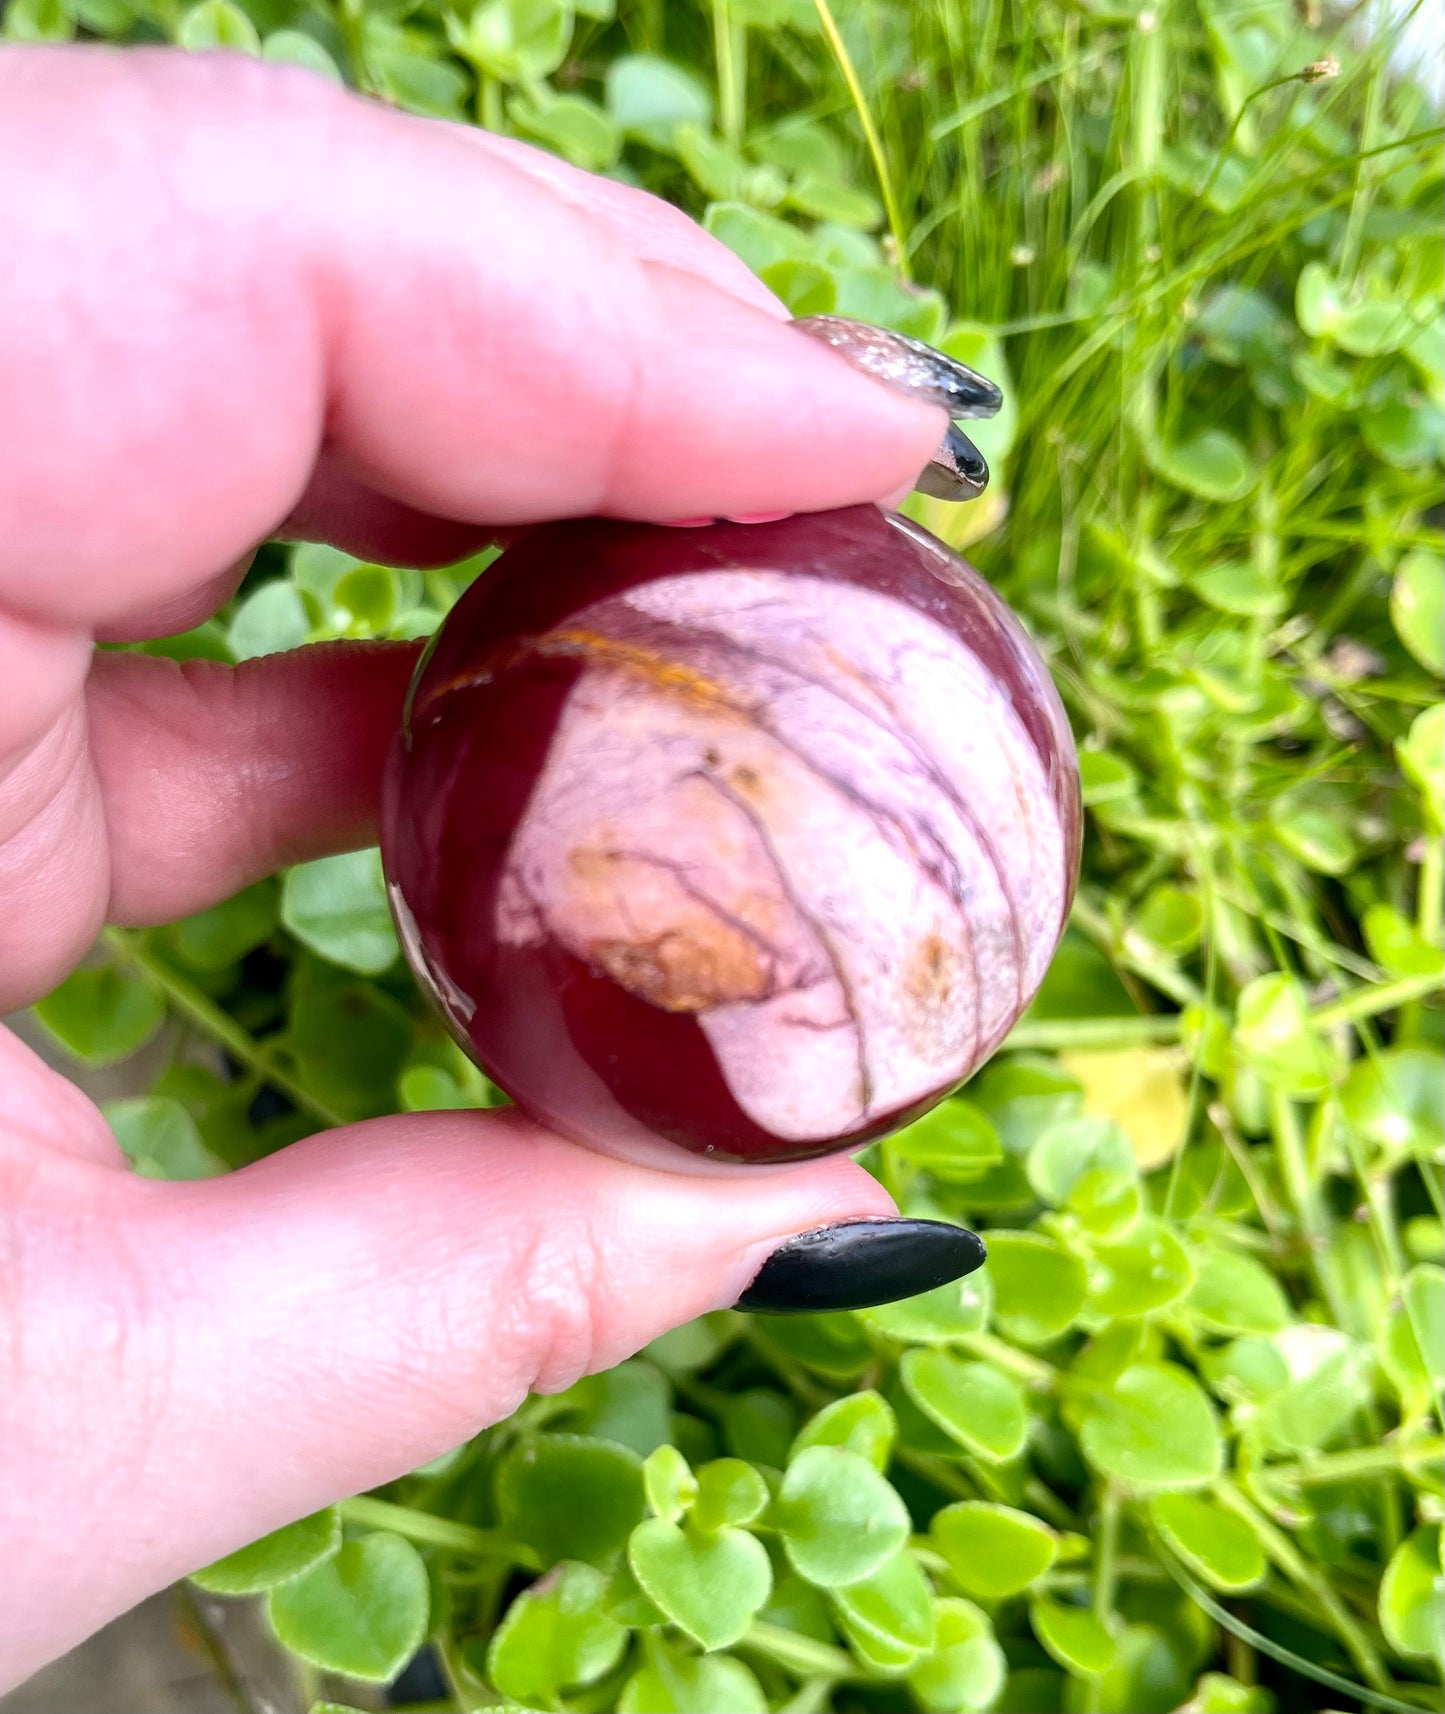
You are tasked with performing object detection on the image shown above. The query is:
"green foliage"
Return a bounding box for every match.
[46,0,1445,1707]
[268,1533,429,1680]
[191,1508,342,1594]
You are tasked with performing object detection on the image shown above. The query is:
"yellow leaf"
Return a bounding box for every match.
[1056,1046,1190,1171]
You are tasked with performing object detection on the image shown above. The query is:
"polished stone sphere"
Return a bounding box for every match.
[381,506,1080,1168]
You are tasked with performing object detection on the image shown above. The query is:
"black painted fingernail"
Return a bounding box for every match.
[793,315,1004,420]
[915,423,990,502]
[737,1218,987,1315]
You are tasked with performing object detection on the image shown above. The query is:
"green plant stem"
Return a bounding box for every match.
[1093,1483,1121,1620]
[955,1331,1058,1388]
[777,1678,837,1714]
[483,74,504,131]
[339,1496,540,1568]
[1214,1481,1395,1694]
[1004,1013,1181,1051]
[1159,1543,1427,1714]
[335,0,373,92]
[713,0,746,149]
[1262,1436,1445,1487]
[1270,1088,1350,1329]
[810,0,909,276]
[1312,969,1444,1031]
[741,1621,857,1681]
[102,928,345,1130]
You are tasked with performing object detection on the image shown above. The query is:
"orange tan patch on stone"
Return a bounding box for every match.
[537,628,740,710]
[902,933,969,1063]
[592,926,771,1013]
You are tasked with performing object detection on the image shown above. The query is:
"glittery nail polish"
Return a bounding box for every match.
[793,314,1004,420]
[916,423,989,501]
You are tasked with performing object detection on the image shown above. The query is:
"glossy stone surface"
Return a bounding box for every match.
[381,506,1081,1168]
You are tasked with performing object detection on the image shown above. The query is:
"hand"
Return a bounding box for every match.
[0,46,953,1685]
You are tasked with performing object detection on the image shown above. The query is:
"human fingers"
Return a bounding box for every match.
[3,1091,985,1683]
[0,46,944,632]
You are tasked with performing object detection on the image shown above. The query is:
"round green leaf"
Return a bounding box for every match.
[1363,903,1445,979]
[176,0,260,51]
[627,1519,772,1650]
[1382,1264,1445,1401]
[1379,1525,1445,1664]
[758,1310,872,1377]
[1149,1493,1264,1590]
[268,1532,428,1683]
[1340,1047,1444,1163]
[722,1388,798,1467]
[1336,297,1412,357]
[32,966,165,1067]
[509,90,620,172]
[642,1443,696,1524]
[1296,261,1343,337]
[499,1435,646,1566]
[692,1459,769,1532]
[192,1508,340,1595]
[1078,1362,1223,1488]
[281,849,399,976]
[1027,1115,1134,1205]
[1397,704,1444,831]
[1256,1325,1374,1453]
[1187,1247,1292,1335]
[1392,551,1445,676]
[907,1598,1005,1714]
[831,1548,936,1668]
[228,579,310,661]
[775,1446,911,1587]
[791,1391,897,1471]
[932,1502,1056,1599]
[888,1099,1004,1181]
[1272,804,1357,876]
[1131,882,1205,953]
[261,29,343,80]
[487,1561,627,1706]
[167,880,277,971]
[985,1231,1089,1344]
[1030,1595,1118,1675]
[1085,1219,1195,1318]
[856,1269,992,1344]
[605,53,712,150]
[104,1095,226,1181]
[1145,430,1255,503]
[449,0,572,82]
[2,0,75,40]
[1188,561,1286,618]
[758,257,838,318]
[1233,973,1333,1097]
[900,1351,1027,1462]
[618,1650,767,1714]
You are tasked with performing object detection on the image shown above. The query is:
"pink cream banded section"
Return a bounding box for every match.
[493,572,1069,1144]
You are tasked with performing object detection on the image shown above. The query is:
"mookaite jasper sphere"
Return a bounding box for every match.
[382,506,1080,1168]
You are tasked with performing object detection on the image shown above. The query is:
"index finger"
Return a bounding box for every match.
[0,47,944,631]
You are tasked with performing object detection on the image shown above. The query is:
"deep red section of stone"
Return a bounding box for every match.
[380,507,1080,1166]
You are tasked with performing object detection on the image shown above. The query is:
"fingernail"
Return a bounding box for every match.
[915,423,990,502]
[659,516,716,528]
[792,315,1004,420]
[736,1218,986,1315]
[725,510,794,524]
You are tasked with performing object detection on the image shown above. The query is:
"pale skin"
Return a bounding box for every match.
[0,47,948,1686]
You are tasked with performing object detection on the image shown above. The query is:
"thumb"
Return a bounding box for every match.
[19,1109,974,1672]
